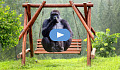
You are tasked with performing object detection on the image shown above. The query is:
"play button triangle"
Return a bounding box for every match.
[57,32,64,38]
[49,29,70,41]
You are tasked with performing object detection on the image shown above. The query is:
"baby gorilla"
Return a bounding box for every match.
[41,10,73,52]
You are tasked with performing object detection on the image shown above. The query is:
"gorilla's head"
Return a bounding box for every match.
[50,10,60,20]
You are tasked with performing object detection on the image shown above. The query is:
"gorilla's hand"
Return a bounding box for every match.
[50,18,59,25]
[53,18,59,23]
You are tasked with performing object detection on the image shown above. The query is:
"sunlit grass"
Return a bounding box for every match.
[0,56,120,70]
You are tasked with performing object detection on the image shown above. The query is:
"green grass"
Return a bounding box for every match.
[0,56,120,70]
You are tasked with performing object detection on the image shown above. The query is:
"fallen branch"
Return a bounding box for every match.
[17,48,30,58]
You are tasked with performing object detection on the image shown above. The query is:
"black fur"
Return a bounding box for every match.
[41,10,73,52]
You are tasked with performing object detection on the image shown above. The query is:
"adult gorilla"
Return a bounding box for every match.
[41,10,73,52]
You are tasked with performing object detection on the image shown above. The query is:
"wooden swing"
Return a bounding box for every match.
[34,9,82,54]
[18,1,95,66]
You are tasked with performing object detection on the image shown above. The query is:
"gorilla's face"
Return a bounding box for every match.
[50,11,60,20]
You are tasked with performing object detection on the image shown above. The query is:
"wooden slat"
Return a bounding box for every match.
[37,39,82,42]
[37,39,42,41]
[36,48,81,51]
[72,39,82,42]
[34,50,81,54]
[37,45,81,48]
[37,43,82,45]
[35,39,82,54]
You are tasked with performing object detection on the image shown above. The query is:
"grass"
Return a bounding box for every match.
[0,56,120,70]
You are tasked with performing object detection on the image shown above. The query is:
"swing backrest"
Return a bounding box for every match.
[34,39,82,54]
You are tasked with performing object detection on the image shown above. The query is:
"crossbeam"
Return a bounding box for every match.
[22,3,93,7]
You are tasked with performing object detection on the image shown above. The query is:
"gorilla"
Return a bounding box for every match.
[41,10,73,52]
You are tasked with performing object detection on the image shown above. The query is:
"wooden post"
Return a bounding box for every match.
[22,7,27,65]
[87,5,92,66]
[83,2,92,66]
[83,2,87,22]
[69,1,94,40]
[19,1,46,40]
[27,4,34,57]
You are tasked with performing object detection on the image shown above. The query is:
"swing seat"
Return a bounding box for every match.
[34,39,82,54]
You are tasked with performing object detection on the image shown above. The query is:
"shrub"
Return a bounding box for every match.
[0,1,23,50]
[84,28,120,57]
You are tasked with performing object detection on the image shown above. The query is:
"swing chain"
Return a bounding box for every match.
[39,9,44,38]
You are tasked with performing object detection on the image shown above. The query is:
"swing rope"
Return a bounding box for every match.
[39,9,44,38]
[72,10,81,52]
[72,10,81,39]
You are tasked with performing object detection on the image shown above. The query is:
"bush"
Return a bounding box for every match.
[0,1,23,50]
[84,28,120,57]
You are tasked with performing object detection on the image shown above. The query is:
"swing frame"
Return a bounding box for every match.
[19,1,95,66]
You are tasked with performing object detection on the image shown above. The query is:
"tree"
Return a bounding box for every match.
[0,1,23,50]
[112,0,120,55]
[104,0,115,33]
[98,0,107,31]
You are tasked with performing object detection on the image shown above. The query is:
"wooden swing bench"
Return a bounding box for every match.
[34,39,82,54]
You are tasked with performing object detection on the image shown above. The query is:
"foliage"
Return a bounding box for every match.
[0,56,120,70]
[84,28,120,57]
[0,0,120,61]
[0,1,23,50]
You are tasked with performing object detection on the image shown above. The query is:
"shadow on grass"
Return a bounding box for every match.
[46,64,60,67]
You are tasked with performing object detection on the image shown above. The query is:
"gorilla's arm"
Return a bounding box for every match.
[61,19,73,51]
[42,19,56,37]
[61,19,73,37]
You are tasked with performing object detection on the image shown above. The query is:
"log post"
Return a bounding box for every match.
[27,4,34,57]
[22,7,27,65]
[83,2,88,22]
[19,1,46,40]
[69,1,94,40]
[87,5,92,66]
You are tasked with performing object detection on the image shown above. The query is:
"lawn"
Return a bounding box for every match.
[0,56,120,70]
